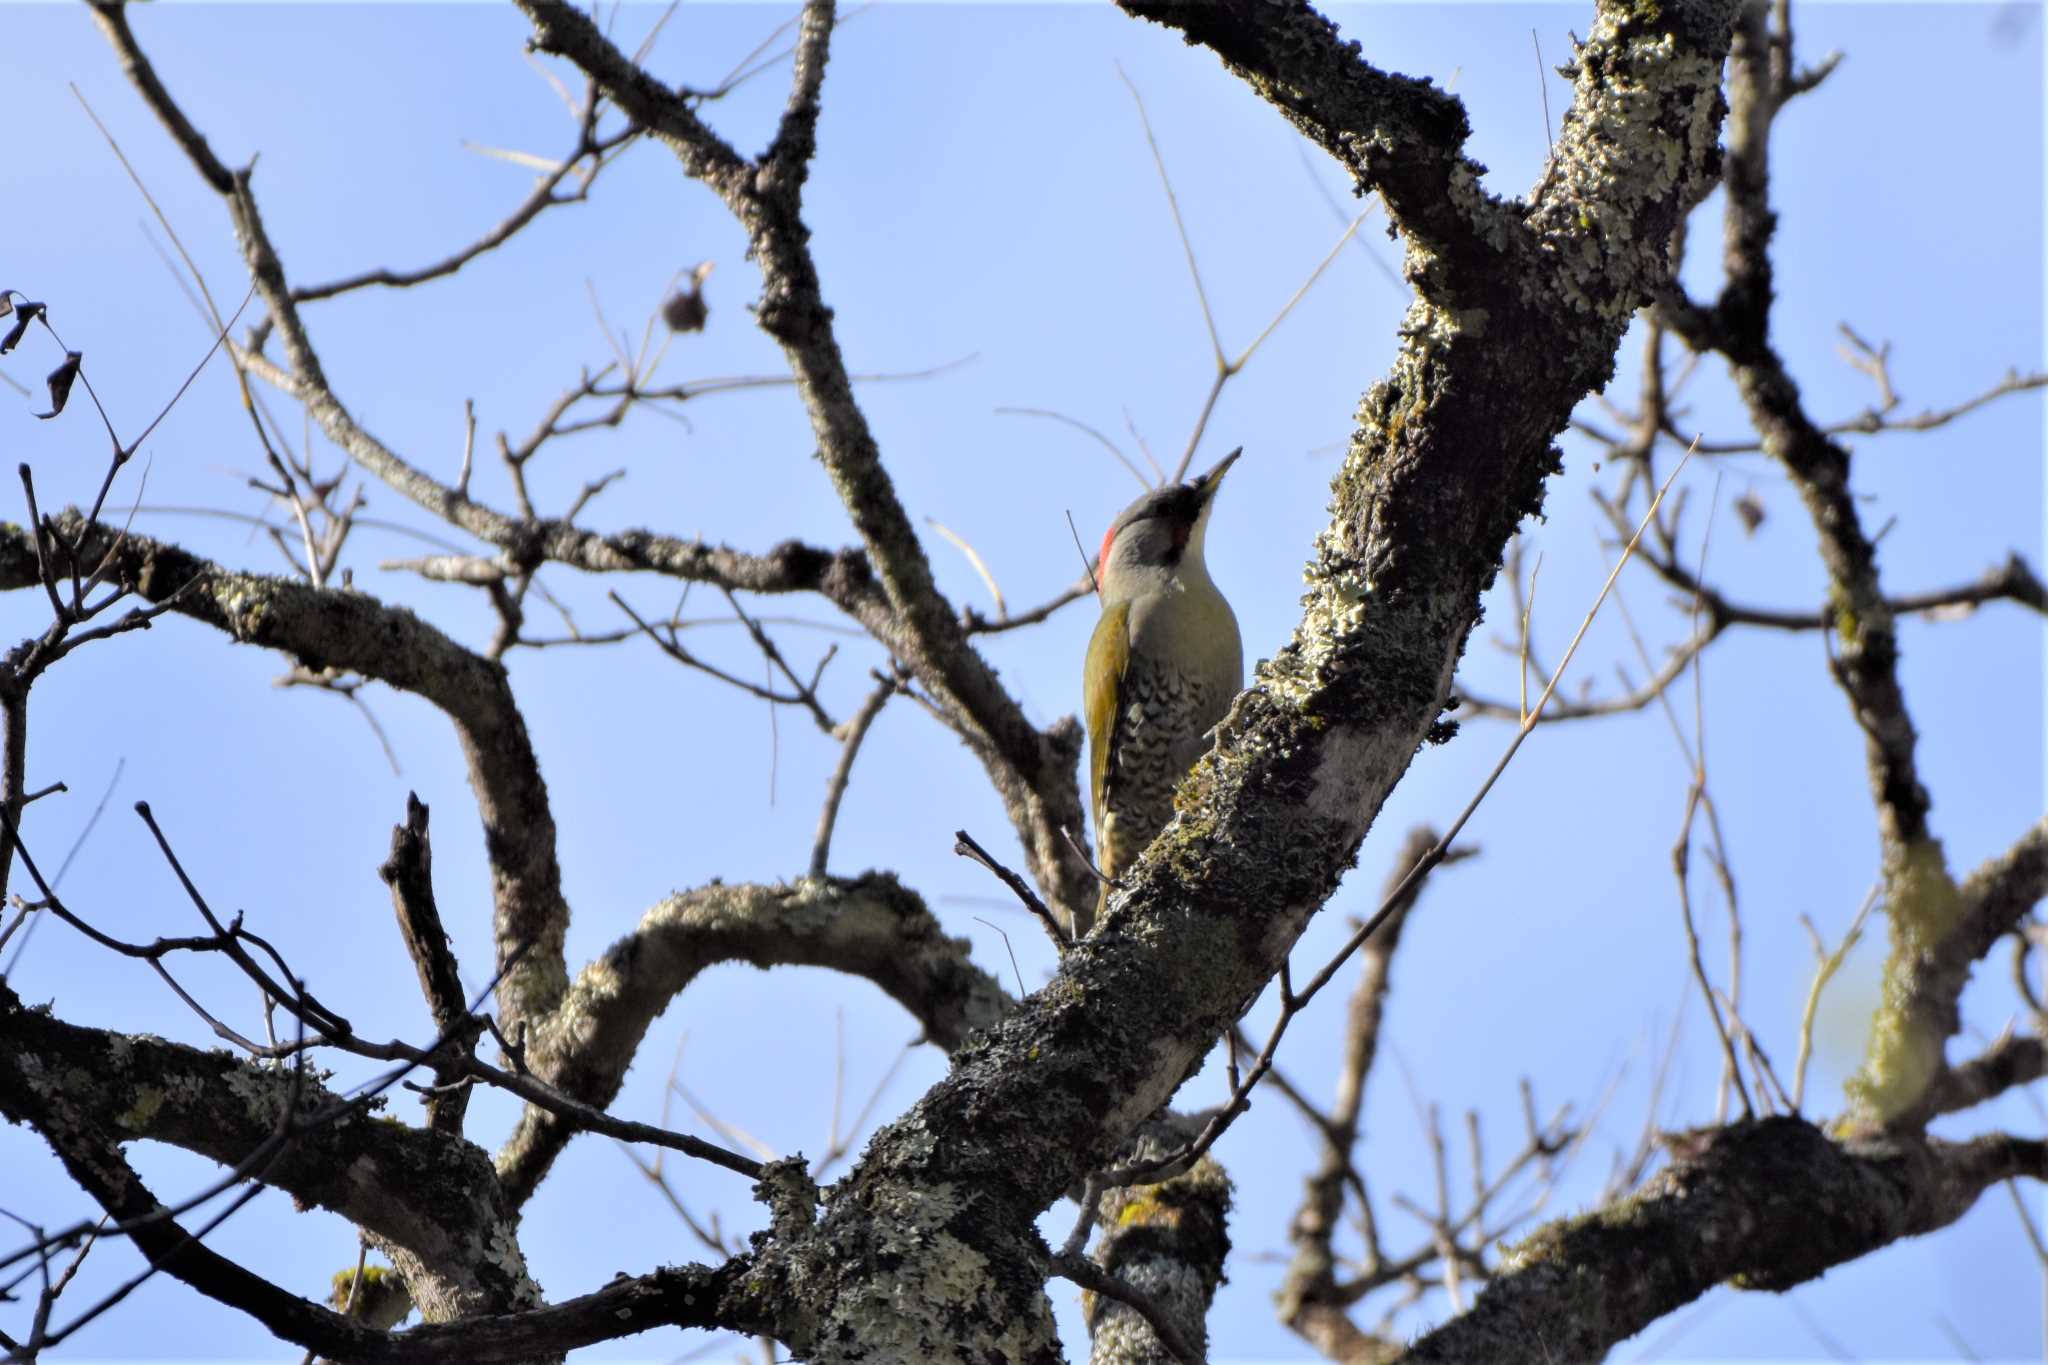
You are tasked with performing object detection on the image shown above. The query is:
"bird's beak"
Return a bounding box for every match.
[1190,447,1242,499]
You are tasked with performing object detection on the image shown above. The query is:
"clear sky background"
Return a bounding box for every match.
[1,2,2042,1361]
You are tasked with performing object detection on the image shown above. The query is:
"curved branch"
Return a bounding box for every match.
[0,516,571,1030]
[291,121,639,303]
[1115,0,1493,287]
[495,872,1012,1206]
[0,978,540,1332]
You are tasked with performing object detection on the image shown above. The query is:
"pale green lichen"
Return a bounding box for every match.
[213,578,271,639]
[1832,586,1860,650]
[1525,16,1723,324]
[116,1086,165,1133]
[918,1230,990,1307]
[483,1222,545,1307]
[1844,837,1962,1124]
[223,1063,286,1124]
[809,1181,1055,1363]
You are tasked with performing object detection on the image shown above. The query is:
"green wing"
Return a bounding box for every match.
[1083,600,1131,864]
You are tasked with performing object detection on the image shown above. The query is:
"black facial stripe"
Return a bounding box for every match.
[1112,485,1206,540]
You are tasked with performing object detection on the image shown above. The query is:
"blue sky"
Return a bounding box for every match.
[1,3,2042,1361]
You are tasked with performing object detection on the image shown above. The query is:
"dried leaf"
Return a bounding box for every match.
[36,351,81,419]
[0,301,44,355]
[1733,488,1766,537]
[662,286,707,333]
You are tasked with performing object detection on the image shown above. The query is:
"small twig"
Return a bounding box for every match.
[1049,1251,1198,1365]
[972,916,1026,997]
[1517,551,1543,722]
[1117,63,1221,370]
[1674,783,1753,1122]
[810,1040,912,1182]
[456,398,477,497]
[954,829,1069,950]
[669,1075,776,1163]
[995,406,1151,492]
[721,586,838,733]
[809,671,895,880]
[610,591,836,728]
[1058,824,1114,891]
[925,517,1006,619]
[1064,511,1100,599]
[1793,884,1879,1111]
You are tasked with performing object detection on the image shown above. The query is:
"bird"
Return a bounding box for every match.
[1079,448,1244,940]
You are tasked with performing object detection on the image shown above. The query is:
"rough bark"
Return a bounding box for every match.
[1404,1118,2045,1363]
[697,3,1745,1358]
[17,3,2026,1362]
[0,979,541,1335]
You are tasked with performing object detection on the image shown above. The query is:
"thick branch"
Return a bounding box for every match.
[0,979,539,1329]
[495,873,1011,1206]
[1084,1117,1230,1365]
[1401,1118,2043,1363]
[1115,0,1496,290]
[714,6,1740,1357]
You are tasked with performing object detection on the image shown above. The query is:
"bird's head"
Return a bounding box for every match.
[1096,447,1240,603]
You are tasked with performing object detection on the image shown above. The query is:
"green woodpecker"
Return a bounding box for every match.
[1079,448,1243,939]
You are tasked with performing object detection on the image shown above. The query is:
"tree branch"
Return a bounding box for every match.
[1402,1119,2044,1363]
[1687,5,1933,863]
[1114,0,1495,290]
[1881,816,2048,1129]
[0,979,541,1332]
[380,793,479,1136]
[103,0,1098,936]
[0,513,573,1033]
[1080,1117,1229,1364]
[494,873,1011,1206]
[1920,1033,2048,1119]
[706,4,1743,1355]
[1280,827,1443,1349]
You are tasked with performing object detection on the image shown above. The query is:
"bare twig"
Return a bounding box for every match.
[1793,885,1880,1112]
[1050,1251,1198,1365]
[954,829,1069,951]
[810,671,896,880]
